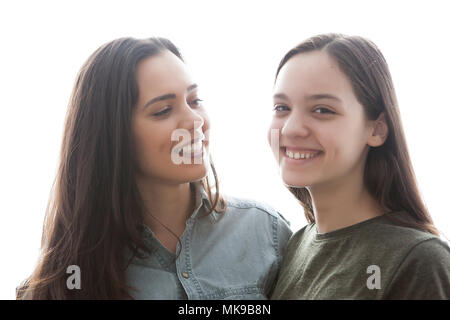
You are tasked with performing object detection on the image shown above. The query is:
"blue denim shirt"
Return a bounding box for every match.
[124,182,292,300]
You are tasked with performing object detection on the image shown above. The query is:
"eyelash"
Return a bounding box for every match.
[152,99,204,117]
[153,107,172,117]
[190,98,203,107]
[273,105,290,112]
[273,105,336,115]
[313,106,336,115]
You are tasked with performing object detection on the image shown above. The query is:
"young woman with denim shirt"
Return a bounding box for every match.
[17,37,292,299]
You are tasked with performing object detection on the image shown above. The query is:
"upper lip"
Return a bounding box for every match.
[282,146,322,152]
[176,136,205,150]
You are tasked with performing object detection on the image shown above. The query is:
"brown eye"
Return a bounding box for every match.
[190,98,203,107]
[273,105,290,112]
[313,106,335,114]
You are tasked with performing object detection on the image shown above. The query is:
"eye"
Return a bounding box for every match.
[313,106,336,115]
[152,107,172,117]
[273,104,290,112]
[189,98,203,108]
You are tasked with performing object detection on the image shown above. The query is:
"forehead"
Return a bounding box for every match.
[136,50,193,96]
[274,50,355,101]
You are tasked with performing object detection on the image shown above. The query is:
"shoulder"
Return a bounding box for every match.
[289,223,312,242]
[385,237,450,299]
[401,237,450,265]
[355,213,448,267]
[222,195,293,251]
[367,212,439,250]
[374,212,450,298]
[225,195,290,226]
[282,223,313,256]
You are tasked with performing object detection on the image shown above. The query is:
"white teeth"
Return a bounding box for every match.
[180,141,203,155]
[285,150,319,160]
[193,141,202,153]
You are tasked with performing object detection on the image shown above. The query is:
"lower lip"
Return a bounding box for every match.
[191,146,205,158]
[282,150,323,165]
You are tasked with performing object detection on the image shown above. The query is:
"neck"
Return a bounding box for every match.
[309,171,385,234]
[136,177,194,237]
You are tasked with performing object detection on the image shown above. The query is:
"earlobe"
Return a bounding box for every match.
[368,113,389,147]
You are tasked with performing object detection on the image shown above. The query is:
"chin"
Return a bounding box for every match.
[178,163,209,183]
[281,172,313,188]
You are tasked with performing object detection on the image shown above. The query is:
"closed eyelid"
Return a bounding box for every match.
[152,106,172,116]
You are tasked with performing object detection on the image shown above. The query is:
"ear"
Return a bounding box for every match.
[367,112,389,147]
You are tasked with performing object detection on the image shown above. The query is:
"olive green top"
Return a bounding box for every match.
[271,211,450,299]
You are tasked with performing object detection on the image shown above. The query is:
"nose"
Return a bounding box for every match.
[281,111,310,139]
[179,101,205,134]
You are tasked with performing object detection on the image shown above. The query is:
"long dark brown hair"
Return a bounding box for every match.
[275,33,439,236]
[16,37,225,299]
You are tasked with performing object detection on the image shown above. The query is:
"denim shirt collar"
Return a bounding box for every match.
[191,181,208,218]
[191,180,218,220]
[138,181,217,240]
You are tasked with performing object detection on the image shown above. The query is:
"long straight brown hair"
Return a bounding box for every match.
[275,33,439,236]
[16,37,225,299]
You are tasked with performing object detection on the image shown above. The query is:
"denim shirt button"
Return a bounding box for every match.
[181,272,189,279]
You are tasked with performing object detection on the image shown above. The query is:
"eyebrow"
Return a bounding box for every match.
[273,93,342,103]
[143,83,198,110]
[306,93,342,102]
[273,93,290,101]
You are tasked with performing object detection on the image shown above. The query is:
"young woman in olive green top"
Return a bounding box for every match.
[267,33,450,299]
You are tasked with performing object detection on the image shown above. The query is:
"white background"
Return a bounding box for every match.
[1,0,449,299]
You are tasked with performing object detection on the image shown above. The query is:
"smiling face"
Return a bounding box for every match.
[268,50,378,190]
[132,50,210,185]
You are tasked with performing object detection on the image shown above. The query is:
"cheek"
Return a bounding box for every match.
[323,121,368,164]
[311,121,348,166]
[133,119,173,169]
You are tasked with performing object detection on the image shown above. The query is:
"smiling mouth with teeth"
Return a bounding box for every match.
[283,148,322,160]
[177,140,204,156]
